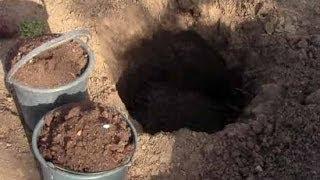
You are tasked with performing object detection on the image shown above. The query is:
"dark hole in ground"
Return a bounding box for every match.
[117,30,254,134]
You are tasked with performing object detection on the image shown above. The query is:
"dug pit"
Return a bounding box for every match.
[117,30,255,134]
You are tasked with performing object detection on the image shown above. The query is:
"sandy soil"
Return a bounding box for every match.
[1,0,320,179]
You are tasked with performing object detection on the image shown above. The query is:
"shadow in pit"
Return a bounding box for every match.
[116,29,255,135]
[114,1,266,178]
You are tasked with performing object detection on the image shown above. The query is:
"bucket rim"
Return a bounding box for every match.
[32,103,138,177]
[9,39,95,93]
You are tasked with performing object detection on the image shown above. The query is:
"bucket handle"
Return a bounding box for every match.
[6,29,91,84]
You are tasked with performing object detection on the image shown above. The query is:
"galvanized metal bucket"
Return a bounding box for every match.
[32,105,138,180]
[6,29,95,130]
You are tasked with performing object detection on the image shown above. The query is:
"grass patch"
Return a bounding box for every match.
[19,20,45,38]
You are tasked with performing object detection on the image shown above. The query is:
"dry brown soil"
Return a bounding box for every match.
[1,0,320,179]
[11,37,88,88]
[38,102,135,173]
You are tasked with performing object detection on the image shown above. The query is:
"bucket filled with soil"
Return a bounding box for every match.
[32,102,137,180]
[6,29,95,130]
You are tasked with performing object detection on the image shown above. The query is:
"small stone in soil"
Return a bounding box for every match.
[103,124,111,129]
[255,165,263,172]
[6,143,12,147]
[76,130,82,136]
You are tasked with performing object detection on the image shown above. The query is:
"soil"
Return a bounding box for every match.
[5,35,59,72]
[38,102,135,173]
[1,0,320,179]
[10,36,88,88]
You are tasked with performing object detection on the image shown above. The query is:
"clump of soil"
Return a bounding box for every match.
[38,102,135,173]
[10,36,88,88]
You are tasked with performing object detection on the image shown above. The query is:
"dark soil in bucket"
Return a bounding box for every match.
[7,35,88,88]
[117,30,255,134]
[38,102,135,173]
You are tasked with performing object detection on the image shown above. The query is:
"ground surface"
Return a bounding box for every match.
[1,0,320,179]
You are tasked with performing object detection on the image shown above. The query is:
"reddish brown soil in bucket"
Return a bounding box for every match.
[37,102,135,173]
[8,35,88,88]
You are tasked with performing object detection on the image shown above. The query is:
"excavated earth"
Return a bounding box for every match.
[1,0,320,179]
